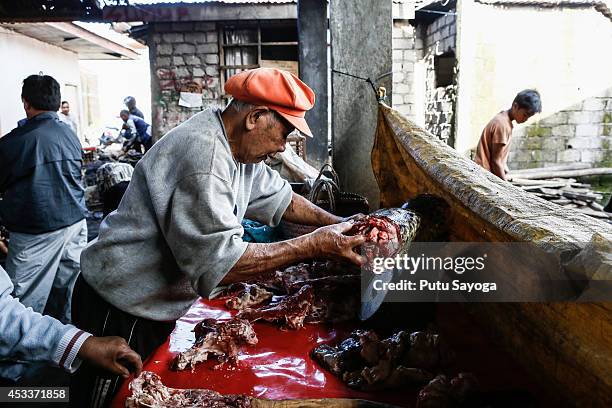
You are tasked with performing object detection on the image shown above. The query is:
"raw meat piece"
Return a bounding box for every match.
[287,275,360,323]
[349,216,400,244]
[223,283,273,310]
[237,285,314,330]
[172,317,258,371]
[360,361,433,391]
[312,329,452,391]
[449,373,479,402]
[416,375,454,408]
[403,332,454,371]
[416,373,479,408]
[126,371,251,408]
[227,263,360,325]
[349,208,422,263]
[249,261,359,295]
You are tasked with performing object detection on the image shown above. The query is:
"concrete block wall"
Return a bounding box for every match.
[425,12,456,56]
[147,22,223,140]
[392,20,417,121]
[423,11,457,145]
[508,89,612,169]
[456,4,612,161]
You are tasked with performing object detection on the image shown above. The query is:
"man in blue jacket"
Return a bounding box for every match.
[0,74,88,324]
[120,110,152,152]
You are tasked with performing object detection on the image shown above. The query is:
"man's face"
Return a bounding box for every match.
[512,103,535,124]
[235,109,294,164]
[120,113,129,122]
[61,103,70,115]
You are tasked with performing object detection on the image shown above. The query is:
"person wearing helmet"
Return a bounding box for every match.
[122,96,144,119]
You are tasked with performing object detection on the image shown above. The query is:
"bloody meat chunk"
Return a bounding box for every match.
[172,317,258,371]
[126,371,252,408]
[312,329,453,391]
[222,282,273,310]
[349,216,400,244]
[416,373,479,408]
[287,274,360,323]
[236,285,314,330]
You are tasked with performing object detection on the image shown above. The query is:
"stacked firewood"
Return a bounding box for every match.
[508,164,612,224]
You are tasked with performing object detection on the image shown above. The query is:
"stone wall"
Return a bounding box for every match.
[422,11,457,145]
[508,89,612,169]
[147,22,222,140]
[424,12,456,56]
[392,20,417,122]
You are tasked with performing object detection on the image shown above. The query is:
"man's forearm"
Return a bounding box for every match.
[222,236,317,284]
[282,192,341,226]
[491,161,507,180]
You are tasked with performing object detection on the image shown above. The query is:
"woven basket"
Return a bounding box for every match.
[279,165,370,239]
[308,164,370,217]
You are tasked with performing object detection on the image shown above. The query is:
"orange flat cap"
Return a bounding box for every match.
[224,68,315,137]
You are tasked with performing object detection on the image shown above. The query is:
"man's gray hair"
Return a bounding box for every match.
[227,98,256,113]
[226,98,281,128]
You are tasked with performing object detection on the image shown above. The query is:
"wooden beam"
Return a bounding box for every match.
[508,167,612,180]
[46,22,139,59]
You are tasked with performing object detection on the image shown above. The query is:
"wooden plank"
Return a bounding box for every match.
[510,178,572,188]
[45,22,139,59]
[252,399,400,408]
[373,105,612,406]
[509,163,590,176]
[219,64,260,69]
[549,198,572,205]
[223,42,299,47]
[508,168,612,180]
[562,191,602,202]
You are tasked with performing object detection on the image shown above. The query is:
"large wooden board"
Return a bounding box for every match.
[371,104,612,407]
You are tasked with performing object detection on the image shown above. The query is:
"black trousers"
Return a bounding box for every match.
[70,275,175,407]
[102,181,130,217]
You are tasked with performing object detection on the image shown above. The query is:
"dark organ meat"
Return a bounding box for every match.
[237,285,314,330]
[288,275,361,323]
[416,373,479,408]
[312,330,453,391]
[126,371,251,408]
[223,283,273,310]
[349,216,400,244]
[172,317,258,371]
[250,261,359,294]
[229,262,361,325]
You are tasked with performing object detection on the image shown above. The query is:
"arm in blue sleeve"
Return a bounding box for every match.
[0,268,91,374]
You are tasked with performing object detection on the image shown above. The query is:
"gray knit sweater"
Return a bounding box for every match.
[81,109,292,321]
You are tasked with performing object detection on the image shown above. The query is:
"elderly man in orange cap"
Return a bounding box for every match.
[71,68,364,406]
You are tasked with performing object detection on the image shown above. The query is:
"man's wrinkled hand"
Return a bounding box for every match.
[77,336,143,378]
[310,222,366,266]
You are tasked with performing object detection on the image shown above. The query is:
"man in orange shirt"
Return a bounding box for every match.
[474,89,542,180]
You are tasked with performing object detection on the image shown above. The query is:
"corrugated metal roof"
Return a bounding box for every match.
[475,0,606,6]
[125,0,296,4]
[123,0,411,4]
[475,0,612,21]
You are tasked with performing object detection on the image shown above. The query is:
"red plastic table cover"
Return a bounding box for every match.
[111,298,415,407]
